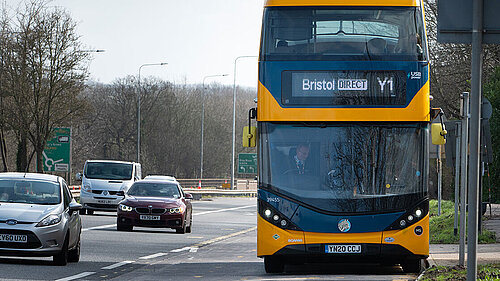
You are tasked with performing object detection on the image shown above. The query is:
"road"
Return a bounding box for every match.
[0,197,418,281]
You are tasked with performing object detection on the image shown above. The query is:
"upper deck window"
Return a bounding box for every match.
[261,7,427,61]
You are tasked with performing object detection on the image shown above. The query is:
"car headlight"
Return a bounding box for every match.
[119,204,133,212]
[82,182,91,192]
[36,214,62,227]
[168,206,184,214]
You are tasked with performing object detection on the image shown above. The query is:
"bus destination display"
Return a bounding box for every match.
[282,71,406,106]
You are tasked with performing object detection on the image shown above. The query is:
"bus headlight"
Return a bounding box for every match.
[264,209,272,218]
[399,220,407,227]
[415,209,423,218]
[273,215,280,221]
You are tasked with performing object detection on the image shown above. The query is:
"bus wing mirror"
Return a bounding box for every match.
[431,107,447,145]
[431,123,447,145]
[243,126,257,147]
[75,172,82,181]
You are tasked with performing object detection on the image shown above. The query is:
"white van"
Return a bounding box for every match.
[76,160,141,215]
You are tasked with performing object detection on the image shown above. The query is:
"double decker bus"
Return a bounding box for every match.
[245,0,442,274]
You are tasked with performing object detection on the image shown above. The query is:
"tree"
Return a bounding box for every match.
[1,0,90,172]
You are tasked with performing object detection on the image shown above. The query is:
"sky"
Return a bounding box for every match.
[9,0,264,88]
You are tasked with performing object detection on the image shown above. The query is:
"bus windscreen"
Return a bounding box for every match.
[260,122,427,213]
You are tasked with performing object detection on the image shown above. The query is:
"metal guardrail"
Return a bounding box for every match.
[182,188,256,200]
[70,186,256,200]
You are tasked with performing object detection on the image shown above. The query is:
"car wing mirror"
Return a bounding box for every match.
[75,172,82,181]
[116,191,125,197]
[69,201,82,213]
[185,193,193,200]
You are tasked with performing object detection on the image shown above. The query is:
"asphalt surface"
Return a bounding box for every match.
[0,197,257,281]
[0,197,421,281]
[3,197,497,280]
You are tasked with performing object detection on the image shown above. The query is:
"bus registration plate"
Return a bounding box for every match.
[325,244,361,254]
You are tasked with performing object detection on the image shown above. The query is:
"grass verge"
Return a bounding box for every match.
[420,264,500,281]
[429,200,496,244]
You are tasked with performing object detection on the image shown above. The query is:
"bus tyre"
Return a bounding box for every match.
[87,209,94,215]
[79,209,86,215]
[401,259,423,273]
[264,256,284,273]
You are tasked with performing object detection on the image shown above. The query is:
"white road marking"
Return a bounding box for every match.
[193,205,255,216]
[189,247,198,252]
[101,260,134,270]
[170,246,191,253]
[139,252,168,260]
[55,272,95,281]
[82,224,116,232]
[194,226,256,248]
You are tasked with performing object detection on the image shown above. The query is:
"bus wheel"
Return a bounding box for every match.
[401,259,423,273]
[264,256,284,273]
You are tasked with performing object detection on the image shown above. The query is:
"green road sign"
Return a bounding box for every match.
[238,153,257,174]
[43,127,71,172]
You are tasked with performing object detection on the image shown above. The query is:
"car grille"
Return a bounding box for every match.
[135,208,166,215]
[87,203,118,209]
[133,218,181,226]
[91,190,119,195]
[0,229,42,249]
[0,220,32,225]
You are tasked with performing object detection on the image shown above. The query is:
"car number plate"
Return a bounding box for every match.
[0,234,28,243]
[97,200,112,204]
[325,244,361,254]
[140,215,160,220]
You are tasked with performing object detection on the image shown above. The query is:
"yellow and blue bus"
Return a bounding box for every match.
[248,0,434,274]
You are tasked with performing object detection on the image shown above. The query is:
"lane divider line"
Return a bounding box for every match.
[55,272,96,281]
[193,226,256,248]
[101,260,134,270]
[170,246,191,253]
[193,205,255,216]
[82,224,116,232]
[139,252,168,260]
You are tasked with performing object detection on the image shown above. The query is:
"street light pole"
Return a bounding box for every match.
[200,74,228,180]
[231,55,258,190]
[137,62,168,163]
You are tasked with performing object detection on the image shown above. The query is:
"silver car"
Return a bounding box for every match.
[0,173,82,265]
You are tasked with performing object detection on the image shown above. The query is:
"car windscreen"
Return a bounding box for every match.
[84,162,133,180]
[127,182,181,198]
[0,179,61,205]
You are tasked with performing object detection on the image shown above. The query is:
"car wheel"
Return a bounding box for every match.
[176,222,186,234]
[68,236,80,263]
[53,236,69,266]
[186,216,192,233]
[264,256,284,273]
[79,208,86,215]
[87,209,94,215]
[117,221,133,231]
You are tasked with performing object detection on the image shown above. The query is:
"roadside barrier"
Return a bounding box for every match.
[69,186,256,200]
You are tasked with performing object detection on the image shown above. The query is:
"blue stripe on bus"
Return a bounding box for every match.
[258,189,405,233]
[258,60,428,109]
[293,205,405,233]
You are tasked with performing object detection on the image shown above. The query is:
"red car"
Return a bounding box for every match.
[116,179,193,233]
